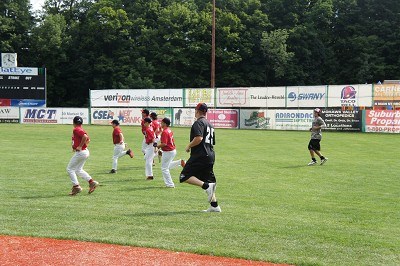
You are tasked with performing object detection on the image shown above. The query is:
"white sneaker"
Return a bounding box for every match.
[320,158,328,165]
[205,183,216,202]
[308,160,317,166]
[203,206,221,212]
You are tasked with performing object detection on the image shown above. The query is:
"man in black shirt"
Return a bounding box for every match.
[180,103,221,212]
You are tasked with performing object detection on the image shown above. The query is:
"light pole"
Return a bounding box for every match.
[211,0,216,88]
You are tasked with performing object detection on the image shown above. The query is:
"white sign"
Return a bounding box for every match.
[239,109,274,129]
[172,108,196,127]
[90,89,183,107]
[274,109,314,131]
[248,87,285,108]
[20,108,89,124]
[0,67,38,75]
[0,107,19,119]
[286,86,327,108]
[327,84,373,107]
[217,87,286,108]
[185,88,215,107]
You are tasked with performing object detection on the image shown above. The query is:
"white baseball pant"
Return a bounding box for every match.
[67,149,91,186]
[112,143,127,170]
[144,143,155,177]
[161,149,181,187]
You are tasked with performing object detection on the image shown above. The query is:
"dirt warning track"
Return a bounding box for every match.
[0,235,292,266]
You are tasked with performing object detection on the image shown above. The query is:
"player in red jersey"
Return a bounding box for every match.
[140,109,150,155]
[154,118,185,188]
[150,112,162,139]
[66,116,99,196]
[143,117,156,180]
[150,112,163,163]
[110,120,134,174]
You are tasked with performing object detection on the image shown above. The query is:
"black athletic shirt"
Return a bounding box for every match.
[190,117,215,162]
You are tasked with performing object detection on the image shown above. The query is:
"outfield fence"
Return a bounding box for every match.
[1,84,400,133]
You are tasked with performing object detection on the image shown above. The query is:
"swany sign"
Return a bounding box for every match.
[286,86,326,107]
[90,89,183,107]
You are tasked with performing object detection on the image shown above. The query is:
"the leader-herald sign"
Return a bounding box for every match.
[90,89,183,107]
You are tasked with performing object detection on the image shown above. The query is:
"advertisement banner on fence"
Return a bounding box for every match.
[91,108,142,125]
[286,86,326,108]
[11,99,46,107]
[365,110,400,133]
[206,109,238,128]
[373,83,400,106]
[217,87,286,108]
[0,99,11,106]
[90,89,183,107]
[239,109,274,129]
[173,108,196,127]
[327,84,373,107]
[0,107,19,123]
[185,88,215,107]
[217,87,248,107]
[248,87,286,108]
[20,108,89,124]
[274,109,314,131]
[321,109,362,131]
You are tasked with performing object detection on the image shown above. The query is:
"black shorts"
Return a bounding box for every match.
[180,157,216,183]
[308,139,321,151]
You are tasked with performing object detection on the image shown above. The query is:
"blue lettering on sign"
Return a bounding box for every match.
[93,110,113,119]
[288,92,325,101]
[24,109,57,119]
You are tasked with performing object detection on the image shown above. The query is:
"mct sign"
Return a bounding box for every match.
[24,108,57,119]
[21,108,58,123]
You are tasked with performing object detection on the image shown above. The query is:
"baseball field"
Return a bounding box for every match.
[1,124,399,265]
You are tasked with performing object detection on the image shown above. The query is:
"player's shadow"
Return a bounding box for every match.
[120,186,164,192]
[127,210,200,217]
[279,164,309,169]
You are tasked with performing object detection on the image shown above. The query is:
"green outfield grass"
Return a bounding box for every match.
[0,124,399,266]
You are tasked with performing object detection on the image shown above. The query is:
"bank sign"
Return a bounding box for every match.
[90,89,183,107]
[286,86,326,107]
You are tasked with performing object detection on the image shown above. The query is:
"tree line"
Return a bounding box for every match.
[1,0,399,107]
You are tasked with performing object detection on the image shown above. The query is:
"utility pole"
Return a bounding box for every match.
[211,0,216,88]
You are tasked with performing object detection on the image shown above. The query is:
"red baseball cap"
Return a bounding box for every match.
[195,103,208,112]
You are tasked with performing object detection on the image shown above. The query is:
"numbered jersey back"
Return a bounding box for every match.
[190,117,215,161]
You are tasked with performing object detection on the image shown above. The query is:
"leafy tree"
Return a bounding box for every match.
[0,0,33,66]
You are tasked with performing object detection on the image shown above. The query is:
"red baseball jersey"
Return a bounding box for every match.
[112,126,122,144]
[144,126,155,144]
[160,128,175,151]
[141,116,149,135]
[72,126,89,150]
[151,120,162,137]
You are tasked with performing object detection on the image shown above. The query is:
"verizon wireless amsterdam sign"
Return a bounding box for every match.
[90,89,183,107]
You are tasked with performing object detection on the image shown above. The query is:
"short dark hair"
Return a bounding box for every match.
[142,109,150,115]
[144,117,152,123]
[150,112,157,119]
[111,119,119,125]
[162,117,171,126]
